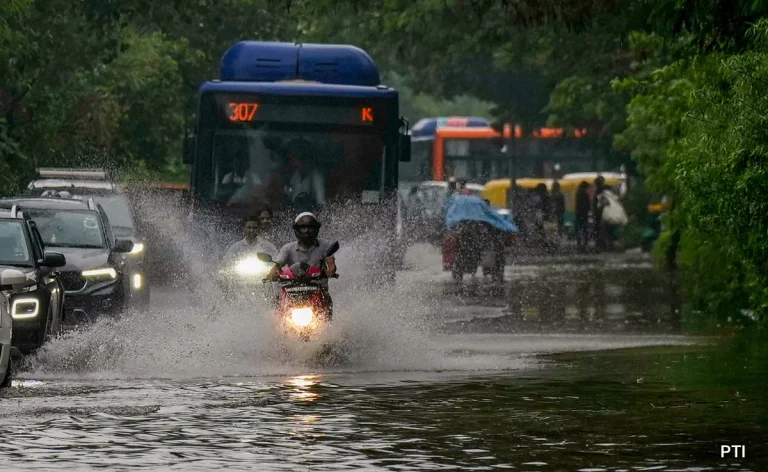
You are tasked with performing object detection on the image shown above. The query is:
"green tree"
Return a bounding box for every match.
[384,72,494,123]
[0,0,302,192]
[616,21,768,323]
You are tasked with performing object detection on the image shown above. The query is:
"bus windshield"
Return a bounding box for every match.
[198,93,387,212]
[443,138,508,183]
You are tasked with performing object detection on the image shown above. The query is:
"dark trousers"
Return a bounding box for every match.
[593,214,605,249]
[576,217,589,249]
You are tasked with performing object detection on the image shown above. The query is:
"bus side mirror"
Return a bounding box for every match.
[183,131,194,165]
[399,135,411,162]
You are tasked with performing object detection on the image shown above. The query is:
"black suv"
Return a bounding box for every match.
[27,168,150,308]
[0,197,135,324]
[0,206,67,354]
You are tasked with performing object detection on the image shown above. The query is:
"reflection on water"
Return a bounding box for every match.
[1,339,765,471]
[440,264,683,335]
[288,375,320,402]
[5,240,753,471]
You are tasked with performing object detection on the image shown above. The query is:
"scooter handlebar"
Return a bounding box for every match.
[262,273,339,282]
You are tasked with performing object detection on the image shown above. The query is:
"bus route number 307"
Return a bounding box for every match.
[228,102,259,122]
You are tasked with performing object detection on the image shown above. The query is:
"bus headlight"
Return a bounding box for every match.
[290,307,314,327]
[82,267,117,279]
[235,258,270,276]
[12,298,39,319]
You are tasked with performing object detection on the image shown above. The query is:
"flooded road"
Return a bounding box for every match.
[1,245,764,471]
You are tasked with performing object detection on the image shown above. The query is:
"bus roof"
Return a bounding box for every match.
[220,41,380,86]
[412,126,511,140]
[435,127,504,139]
[411,116,491,137]
[199,80,398,100]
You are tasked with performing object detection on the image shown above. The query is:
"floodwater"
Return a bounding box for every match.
[1,244,765,471]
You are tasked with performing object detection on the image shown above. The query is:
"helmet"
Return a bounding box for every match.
[292,212,321,245]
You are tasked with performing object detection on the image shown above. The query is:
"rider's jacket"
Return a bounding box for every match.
[275,238,335,288]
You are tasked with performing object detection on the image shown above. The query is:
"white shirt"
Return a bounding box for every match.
[222,237,278,265]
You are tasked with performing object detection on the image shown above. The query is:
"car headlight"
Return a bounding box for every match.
[130,242,145,254]
[12,298,39,319]
[235,257,270,276]
[290,307,314,327]
[82,267,117,279]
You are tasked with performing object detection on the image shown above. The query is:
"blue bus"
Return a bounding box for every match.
[183,42,410,263]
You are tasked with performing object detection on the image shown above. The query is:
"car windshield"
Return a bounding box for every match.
[25,209,105,249]
[90,195,134,230]
[0,220,32,266]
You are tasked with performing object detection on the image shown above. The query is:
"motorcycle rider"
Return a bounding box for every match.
[266,212,337,319]
[267,212,337,281]
[221,213,278,267]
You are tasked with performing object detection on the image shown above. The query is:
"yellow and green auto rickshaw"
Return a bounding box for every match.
[557,172,627,237]
[483,178,558,244]
[482,178,554,208]
[484,172,628,238]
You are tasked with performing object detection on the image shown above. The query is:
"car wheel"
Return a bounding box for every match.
[1,358,12,389]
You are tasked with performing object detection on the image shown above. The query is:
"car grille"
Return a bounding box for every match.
[59,272,86,292]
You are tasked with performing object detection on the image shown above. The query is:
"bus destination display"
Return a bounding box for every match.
[220,100,376,126]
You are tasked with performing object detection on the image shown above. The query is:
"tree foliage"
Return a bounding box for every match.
[0,0,298,195]
[2,0,768,325]
[616,20,768,324]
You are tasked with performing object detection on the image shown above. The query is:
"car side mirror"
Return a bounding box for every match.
[183,130,195,165]
[114,239,134,253]
[0,269,29,290]
[41,252,66,268]
[399,134,411,162]
[256,252,273,263]
[325,241,340,258]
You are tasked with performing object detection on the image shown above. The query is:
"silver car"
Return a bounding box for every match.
[0,269,22,388]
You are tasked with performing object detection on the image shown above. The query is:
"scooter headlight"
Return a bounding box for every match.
[290,307,314,327]
[235,257,270,276]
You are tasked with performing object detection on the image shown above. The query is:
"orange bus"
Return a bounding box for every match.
[400,125,513,184]
[399,117,598,186]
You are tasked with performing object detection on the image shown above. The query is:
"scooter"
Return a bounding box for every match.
[257,241,339,342]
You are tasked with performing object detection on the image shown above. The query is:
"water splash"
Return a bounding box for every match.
[21,191,523,380]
